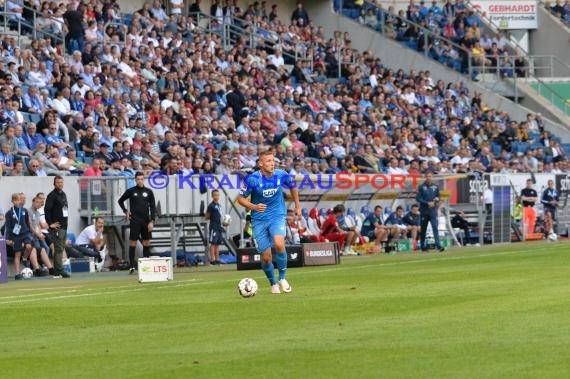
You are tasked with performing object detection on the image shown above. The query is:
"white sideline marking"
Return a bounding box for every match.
[0,247,553,305]
[18,286,82,291]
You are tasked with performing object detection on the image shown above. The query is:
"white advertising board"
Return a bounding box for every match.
[138,257,174,283]
[471,1,538,29]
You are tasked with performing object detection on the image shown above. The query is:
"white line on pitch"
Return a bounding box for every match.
[0,247,555,305]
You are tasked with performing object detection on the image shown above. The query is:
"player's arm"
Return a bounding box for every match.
[89,227,104,250]
[148,190,156,223]
[237,195,266,212]
[290,187,301,217]
[416,185,427,206]
[541,190,549,205]
[118,189,131,218]
[237,176,265,212]
[205,203,212,220]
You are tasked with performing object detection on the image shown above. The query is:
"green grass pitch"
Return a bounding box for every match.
[1,242,570,379]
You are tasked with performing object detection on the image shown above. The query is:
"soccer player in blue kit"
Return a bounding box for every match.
[237,151,302,294]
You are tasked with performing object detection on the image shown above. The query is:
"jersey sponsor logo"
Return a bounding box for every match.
[262,188,278,197]
[142,192,148,197]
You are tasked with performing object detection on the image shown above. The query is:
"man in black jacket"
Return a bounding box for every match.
[118,172,157,274]
[541,179,559,222]
[45,175,71,278]
[226,82,246,125]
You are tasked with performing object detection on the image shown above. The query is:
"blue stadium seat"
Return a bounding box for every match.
[360,205,371,217]
[347,208,356,219]
[29,113,41,124]
[301,208,309,220]
[490,143,502,157]
[67,233,76,244]
[319,208,328,218]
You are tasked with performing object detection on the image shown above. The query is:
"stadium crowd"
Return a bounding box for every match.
[546,0,570,25]
[0,0,568,183]
[342,0,529,78]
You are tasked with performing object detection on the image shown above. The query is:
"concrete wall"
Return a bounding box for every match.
[306,0,570,140]
[530,6,570,78]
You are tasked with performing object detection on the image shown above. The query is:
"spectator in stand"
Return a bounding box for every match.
[291,1,310,27]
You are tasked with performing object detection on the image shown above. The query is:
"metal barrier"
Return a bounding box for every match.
[337,0,474,77]
[189,12,313,68]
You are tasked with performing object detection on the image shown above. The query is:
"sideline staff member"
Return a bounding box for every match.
[45,175,71,278]
[520,179,538,207]
[416,172,444,253]
[541,179,558,221]
[118,172,157,274]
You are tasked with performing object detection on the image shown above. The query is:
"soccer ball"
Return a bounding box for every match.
[548,233,558,241]
[237,278,258,298]
[21,267,34,280]
[223,214,232,226]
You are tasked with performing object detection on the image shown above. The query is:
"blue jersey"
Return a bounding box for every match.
[239,169,293,223]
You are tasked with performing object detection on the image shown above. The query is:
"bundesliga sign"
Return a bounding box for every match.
[303,242,340,266]
[472,0,538,29]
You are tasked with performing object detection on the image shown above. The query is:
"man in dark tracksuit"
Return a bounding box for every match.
[541,179,559,221]
[416,172,444,252]
[118,172,157,274]
[45,175,71,278]
[206,189,224,265]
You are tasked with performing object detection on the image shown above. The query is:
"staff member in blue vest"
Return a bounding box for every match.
[416,172,445,252]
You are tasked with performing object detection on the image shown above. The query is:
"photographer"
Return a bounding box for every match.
[416,172,445,252]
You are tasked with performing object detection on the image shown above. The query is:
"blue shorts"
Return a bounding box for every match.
[251,218,286,254]
[208,228,224,245]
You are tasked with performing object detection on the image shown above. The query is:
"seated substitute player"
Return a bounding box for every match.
[385,206,409,240]
[321,205,358,256]
[360,205,388,251]
[402,204,420,249]
[4,193,45,279]
[237,151,301,294]
[67,217,106,259]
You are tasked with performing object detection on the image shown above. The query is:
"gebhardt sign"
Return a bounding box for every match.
[472,0,538,29]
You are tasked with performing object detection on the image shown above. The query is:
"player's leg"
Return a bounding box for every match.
[272,230,292,293]
[253,221,278,291]
[420,213,429,251]
[141,222,152,258]
[27,245,42,274]
[344,231,357,255]
[208,228,217,264]
[431,214,443,251]
[214,243,220,264]
[39,247,54,270]
[14,250,22,279]
[128,222,141,273]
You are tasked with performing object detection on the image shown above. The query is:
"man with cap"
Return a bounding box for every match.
[95,142,113,166]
